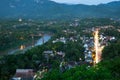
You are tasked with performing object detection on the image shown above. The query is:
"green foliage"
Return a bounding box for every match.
[0,45,46,79]
[102,40,120,79]
[65,41,84,61]
[102,41,120,60]
[41,65,112,80]
[101,28,120,38]
[1,18,120,80]
[99,57,120,80]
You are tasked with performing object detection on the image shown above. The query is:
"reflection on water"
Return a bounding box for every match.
[35,34,51,46]
[8,34,51,55]
[20,45,25,50]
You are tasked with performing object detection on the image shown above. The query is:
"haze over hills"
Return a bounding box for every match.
[0,0,120,19]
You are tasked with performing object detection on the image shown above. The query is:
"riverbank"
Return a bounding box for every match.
[0,37,40,55]
[0,34,51,56]
[8,34,51,55]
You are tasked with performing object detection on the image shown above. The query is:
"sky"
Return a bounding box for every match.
[50,0,119,5]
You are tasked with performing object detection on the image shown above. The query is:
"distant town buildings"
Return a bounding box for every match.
[52,37,66,44]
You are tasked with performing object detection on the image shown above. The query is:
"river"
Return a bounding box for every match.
[8,34,51,55]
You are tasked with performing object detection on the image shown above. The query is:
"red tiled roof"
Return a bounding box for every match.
[13,69,35,79]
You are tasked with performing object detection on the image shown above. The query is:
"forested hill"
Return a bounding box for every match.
[0,0,120,19]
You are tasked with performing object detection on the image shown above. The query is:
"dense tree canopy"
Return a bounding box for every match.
[41,65,112,80]
[102,41,120,60]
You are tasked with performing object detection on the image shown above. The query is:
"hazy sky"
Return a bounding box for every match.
[50,0,119,5]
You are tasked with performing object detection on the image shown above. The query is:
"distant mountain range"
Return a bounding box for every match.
[0,0,120,19]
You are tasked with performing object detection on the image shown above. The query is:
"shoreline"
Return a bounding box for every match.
[0,34,51,56]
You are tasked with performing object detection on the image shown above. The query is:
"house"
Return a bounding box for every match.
[84,44,88,48]
[59,61,68,72]
[77,61,90,66]
[11,69,35,80]
[52,37,66,44]
[67,61,77,69]
[88,51,92,57]
[85,57,93,63]
[56,51,65,57]
[43,51,54,62]
[43,51,54,57]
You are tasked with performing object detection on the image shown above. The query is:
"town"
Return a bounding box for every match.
[0,18,120,80]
